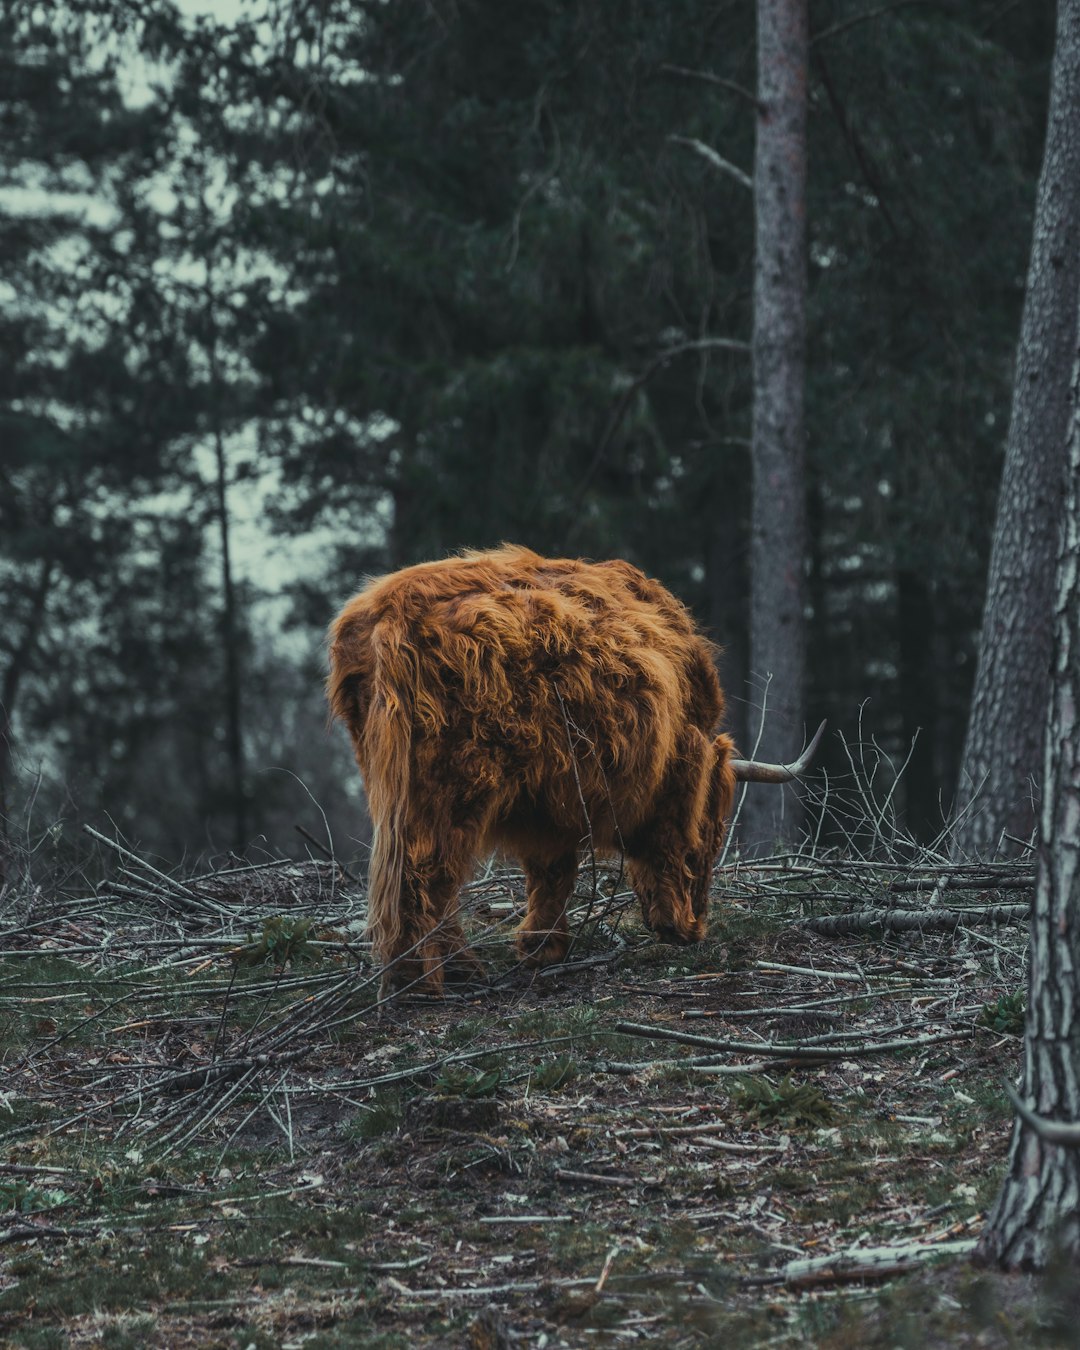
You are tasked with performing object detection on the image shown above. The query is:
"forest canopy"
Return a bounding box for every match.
[0,0,1056,863]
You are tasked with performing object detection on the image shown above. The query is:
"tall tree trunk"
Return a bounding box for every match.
[976,325,1080,1269]
[897,569,939,842]
[0,558,55,883]
[205,269,247,854]
[212,420,247,854]
[705,458,750,756]
[739,0,809,852]
[954,0,1080,859]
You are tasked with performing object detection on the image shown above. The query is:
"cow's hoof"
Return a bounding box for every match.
[516,931,569,968]
[378,953,444,1000]
[442,948,486,984]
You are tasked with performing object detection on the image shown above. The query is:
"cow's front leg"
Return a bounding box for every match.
[517,851,578,966]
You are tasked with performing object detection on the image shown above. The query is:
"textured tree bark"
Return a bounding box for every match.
[740,0,809,852]
[975,335,1080,1270]
[954,0,1080,859]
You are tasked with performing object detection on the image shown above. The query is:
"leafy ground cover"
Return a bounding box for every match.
[0,844,1072,1347]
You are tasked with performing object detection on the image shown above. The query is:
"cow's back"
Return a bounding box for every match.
[327,545,725,853]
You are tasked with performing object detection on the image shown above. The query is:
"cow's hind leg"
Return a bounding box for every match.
[516,851,578,967]
[435,879,488,987]
[378,822,484,998]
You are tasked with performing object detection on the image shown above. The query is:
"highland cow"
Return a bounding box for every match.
[327,545,821,995]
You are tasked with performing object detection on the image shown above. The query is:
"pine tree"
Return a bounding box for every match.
[738,0,809,851]
[976,285,1080,1270]
[954,0,1080,859]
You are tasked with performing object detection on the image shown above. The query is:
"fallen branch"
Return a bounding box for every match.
[555,1168,647,1188]
[885,875,1034,894]
[779,1236,978,1289]
[803,904,1030,936]
[614,1020,973,1062]
[84,825,226,918]
[613,1122,779,1147]
[600,1055,829,1076]
[294,824,362,885]
[0,1219,104,1245]
[751,960,955,984]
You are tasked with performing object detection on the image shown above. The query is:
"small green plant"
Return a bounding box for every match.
[978,990,1025,1034]
[433,1066,501,1098]
[733,1074,835,1128]
[231,916,321,967]
[529,1054,577,1092]
[0,1182,71,1214]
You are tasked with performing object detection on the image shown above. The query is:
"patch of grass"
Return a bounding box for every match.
[733,1074,836,1128]
[529,1054,577,1092]
[819,1178,883,1226]
[0,955,94,987]
[549,1219,614,1270]
[771,1166,814,1194]
[621,933,739,977]
[653,1062,694,1086]
[1,1098,54,1129]
[945,1080,1014,1135]
[0,1234,236,1322]
[510,1004,602,1040]
[13,1330,68,1350]
[96,1313,159,1349]
[440,1016,488,1049]
[706,903,786,946]
[346,1089,408,1140]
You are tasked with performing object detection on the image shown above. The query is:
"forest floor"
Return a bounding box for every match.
[0,846,1073,1348]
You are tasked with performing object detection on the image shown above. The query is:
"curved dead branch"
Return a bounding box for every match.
[1005,1080,1080,1146]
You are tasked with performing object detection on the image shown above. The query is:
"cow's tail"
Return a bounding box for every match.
[327,617,413,970]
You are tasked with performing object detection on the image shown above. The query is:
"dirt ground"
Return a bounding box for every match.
[1,858,1070,1348]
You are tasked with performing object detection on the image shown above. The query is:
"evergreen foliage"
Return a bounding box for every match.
[0,0,1057,858]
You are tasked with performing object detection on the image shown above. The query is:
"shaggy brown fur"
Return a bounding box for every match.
[327,545,736,994]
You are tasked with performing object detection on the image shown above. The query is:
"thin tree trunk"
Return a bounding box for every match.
[0,557,55,881]
[954,0,1080,859]
[897,568,939,841]
[740,0,809,852]
[205,269,247,854]
[705,459,750,756]
[212,419,247,854]
[976,326,1080,1269]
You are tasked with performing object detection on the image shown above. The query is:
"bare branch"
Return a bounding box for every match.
[812,0,951,46]
[1005,1080,1080,1147]
[667,135,753,191]
[658,63,762,111]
